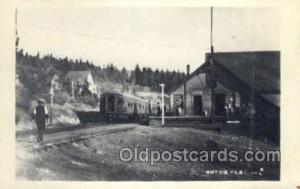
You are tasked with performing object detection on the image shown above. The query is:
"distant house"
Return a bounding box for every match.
[65,71,97,95]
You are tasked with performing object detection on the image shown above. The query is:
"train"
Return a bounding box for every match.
[76,91,159,124]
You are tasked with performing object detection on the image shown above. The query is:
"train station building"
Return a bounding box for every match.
[169,51,280,142]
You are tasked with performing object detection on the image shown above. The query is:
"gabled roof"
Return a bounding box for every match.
[206,51,280,92]
[170,51,280,107]
[169,63,208,94]
[65,71,91,83]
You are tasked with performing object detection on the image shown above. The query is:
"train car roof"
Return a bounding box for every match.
[101,91,149,103]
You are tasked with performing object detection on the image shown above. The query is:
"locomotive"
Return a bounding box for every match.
[76,91,159,124]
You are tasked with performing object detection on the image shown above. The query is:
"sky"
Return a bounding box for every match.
[17,7,280,72]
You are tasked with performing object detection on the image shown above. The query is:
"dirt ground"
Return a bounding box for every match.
[16,124,280,181]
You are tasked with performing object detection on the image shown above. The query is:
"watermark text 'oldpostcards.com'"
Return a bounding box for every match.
[119,147,280,166]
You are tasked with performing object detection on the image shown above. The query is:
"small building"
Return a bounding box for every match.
[170,51,280,142]
[170,63,236,116]
[171,51,279,116]
[65,71,97,95]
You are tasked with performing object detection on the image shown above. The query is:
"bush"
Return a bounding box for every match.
[54,90,72,105]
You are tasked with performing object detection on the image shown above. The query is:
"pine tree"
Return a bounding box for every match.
[134,64,142,85]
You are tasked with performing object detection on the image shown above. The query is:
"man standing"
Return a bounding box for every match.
[32,99,48,142]
[157,102,161,116]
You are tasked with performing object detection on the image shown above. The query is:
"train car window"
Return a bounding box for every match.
[128,102,130,107]
[107,95,115,113]
[117,97,124,105]
[100,96,106,113]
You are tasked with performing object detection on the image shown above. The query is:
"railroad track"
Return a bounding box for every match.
[17,124,138,151]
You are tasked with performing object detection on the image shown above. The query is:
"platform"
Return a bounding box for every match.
[148,115,225,130]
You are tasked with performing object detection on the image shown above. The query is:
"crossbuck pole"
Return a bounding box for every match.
[159,83,165,125]
[71,81,75,100]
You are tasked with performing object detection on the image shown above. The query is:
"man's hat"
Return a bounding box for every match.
[38,98,46,104]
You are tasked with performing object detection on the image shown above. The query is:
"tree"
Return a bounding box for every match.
[16,49,186,96]
[121,67,129,83]
[146,67,153,87]
[134,64,142,85]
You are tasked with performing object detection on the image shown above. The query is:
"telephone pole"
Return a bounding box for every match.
[15,9,19,51]
[210,7,216,123]
[159,83,165,126]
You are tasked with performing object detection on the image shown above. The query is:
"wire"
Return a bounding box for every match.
[21,22,204,50]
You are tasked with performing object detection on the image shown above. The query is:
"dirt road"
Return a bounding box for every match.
[16,124,279,180]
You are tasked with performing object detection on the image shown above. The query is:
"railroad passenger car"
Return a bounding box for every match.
[76,91,158,123]
[100,92,150,115]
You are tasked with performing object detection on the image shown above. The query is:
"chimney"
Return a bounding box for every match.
[187,64,190,76]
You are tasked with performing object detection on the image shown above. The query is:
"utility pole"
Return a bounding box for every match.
[159,83,165,126]
[184,64,190,116]
[15,9,19,51]
[210,7,214,53]
[49,76,58,125]
[210,7,216,123]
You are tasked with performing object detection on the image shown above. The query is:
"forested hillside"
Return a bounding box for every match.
[130,65,185,92]
[16,49,185,94]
